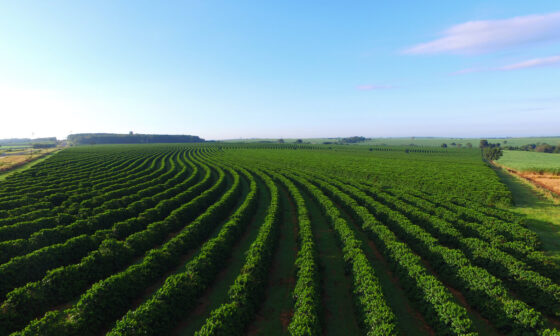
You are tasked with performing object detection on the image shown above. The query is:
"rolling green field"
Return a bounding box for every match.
[498,150,560,174]
[0,144,559,336]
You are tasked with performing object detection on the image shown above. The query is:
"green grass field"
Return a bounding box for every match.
[498,150,560,174]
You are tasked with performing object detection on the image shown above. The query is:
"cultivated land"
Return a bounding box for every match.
[498,150,560,175]
[0,148,59,173]
[497,150,560,196]
[1,144,560,335]
[223,136,560,147]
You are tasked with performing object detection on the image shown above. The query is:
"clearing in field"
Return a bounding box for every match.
[0,147,59,174]
[497,150,560,196]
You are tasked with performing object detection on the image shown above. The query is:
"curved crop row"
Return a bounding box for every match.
[328,178,547,335]
[0,154,221,334]
[109,166,259,335]
[193,169,280,336]
[270,172,321,336]
[296,171,475,335]
[11,160,230,336]
[287,172,398,335]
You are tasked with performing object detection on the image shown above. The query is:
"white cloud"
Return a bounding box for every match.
[405,12,560,54]
[499,55,560,70]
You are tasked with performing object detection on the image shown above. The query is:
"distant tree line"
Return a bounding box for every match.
[340,136,367,143]
[503,143,560,154]
[322,136,368,145]
[32,143,57,149]
[68,133,205,145]
[440,142,473,149]
[0,137,57,146]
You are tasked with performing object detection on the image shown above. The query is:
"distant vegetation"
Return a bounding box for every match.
[322,136,368,145]
[67,133,204,145]
[223,136,560,148]
[339,136,367,143]
[32,143,56,149]
[0,138,57,146]
[504,143,560,154]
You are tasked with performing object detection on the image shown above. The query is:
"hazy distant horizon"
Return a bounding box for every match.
[3,133,560,143]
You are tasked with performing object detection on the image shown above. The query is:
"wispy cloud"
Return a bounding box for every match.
[452,54,560,74]
[356,84,395,91]
[499,55,560,70]
[405,11,560,55]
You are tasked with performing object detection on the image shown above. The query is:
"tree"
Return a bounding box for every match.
[483,147,503,161]
[441,143,448,148]
[295,139,303,144]
[479,139,489,148]
[277,139,284,143]
[535,144,554,153]
[466,143,473,149]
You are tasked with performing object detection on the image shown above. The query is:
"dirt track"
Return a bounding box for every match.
[494,162,560,197]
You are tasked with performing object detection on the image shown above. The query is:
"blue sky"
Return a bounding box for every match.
[0,1,559,140]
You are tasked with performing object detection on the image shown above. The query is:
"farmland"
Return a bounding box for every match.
[224,136,560,148]
[0,144,559,335]
[498,150,560,175]
[496,150,560,197]
[0,148,59,175]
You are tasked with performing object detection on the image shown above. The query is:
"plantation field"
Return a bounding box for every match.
[223,136,560,148]
[358,137,560,148]
[498,150,560,175]
[0,144,559,335]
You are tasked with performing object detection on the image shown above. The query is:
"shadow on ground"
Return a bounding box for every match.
[494,167,560,260]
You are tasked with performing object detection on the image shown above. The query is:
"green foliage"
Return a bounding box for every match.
[340,136,367,144]
[1,143,558,336]
[483,146,503,161]
[67,133,204,145]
